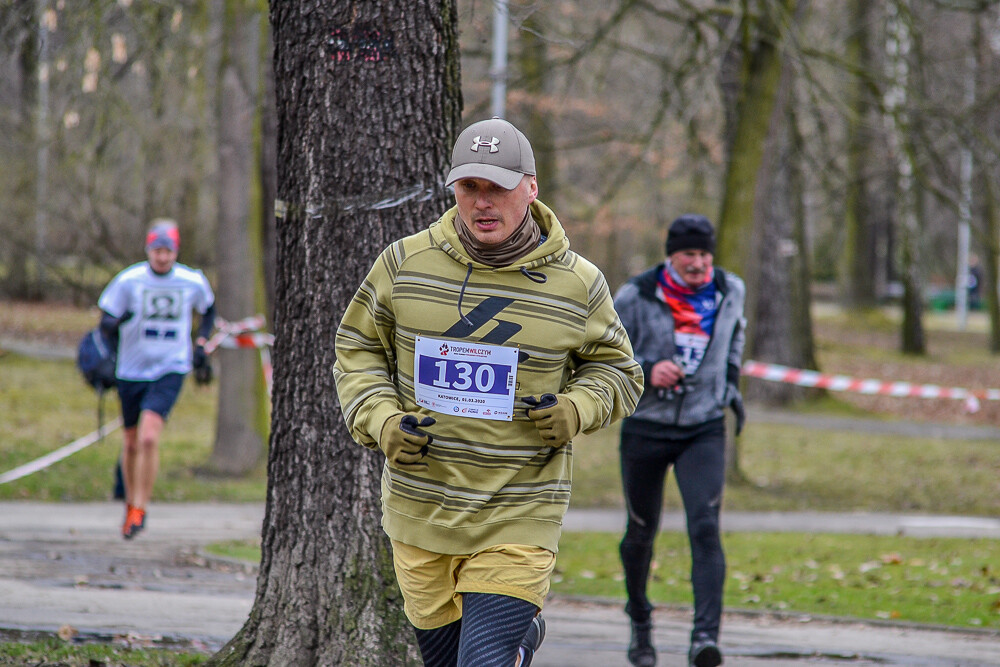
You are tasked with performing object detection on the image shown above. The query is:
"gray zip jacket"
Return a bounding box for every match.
[613,263,746,428]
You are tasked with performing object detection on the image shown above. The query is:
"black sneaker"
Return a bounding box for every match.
[628,619,656,666]
[519,615,546,666]
[689,633,722,667]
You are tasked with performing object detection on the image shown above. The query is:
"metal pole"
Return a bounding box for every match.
[490,0,508,118]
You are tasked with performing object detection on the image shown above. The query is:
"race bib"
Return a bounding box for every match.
[413,336,518,421]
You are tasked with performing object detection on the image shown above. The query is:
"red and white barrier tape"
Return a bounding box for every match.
[215,332,275,350]
[204,314,268,354]
[0,418,122,485]
[742,360,998,413]
[205,314,273,395]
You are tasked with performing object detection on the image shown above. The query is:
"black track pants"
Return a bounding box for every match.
[618,421,726,641]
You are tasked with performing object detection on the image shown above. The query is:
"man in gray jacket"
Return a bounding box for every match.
[613,214,746,667]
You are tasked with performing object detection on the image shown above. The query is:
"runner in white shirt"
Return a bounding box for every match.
[97,219,215,539]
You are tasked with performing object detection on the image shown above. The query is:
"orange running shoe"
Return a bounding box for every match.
[122,505,146,539]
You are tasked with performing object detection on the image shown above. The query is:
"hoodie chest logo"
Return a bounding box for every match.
[442,296,521,345]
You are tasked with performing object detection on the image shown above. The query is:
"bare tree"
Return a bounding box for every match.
[0,0,37,298]
[744,46,818,406]
[209,1,461,664]
[971,7,1000,352]
[883,0,925,354]
[207,0,268,475]
[841,0,884,309]
[715,0,800,275]
[712,0,801,477]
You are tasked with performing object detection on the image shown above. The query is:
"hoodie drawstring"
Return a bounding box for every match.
[457,264,548,326]
[457,263,474,326]
[520,267,548,284]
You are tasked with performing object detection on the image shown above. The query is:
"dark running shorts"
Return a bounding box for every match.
[116,373,185,427]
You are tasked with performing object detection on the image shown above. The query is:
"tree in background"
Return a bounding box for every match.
[742,6,818,408]
[208,0,270,476]
[0,2,218,302]
[209,1,461,663]
[0,0,38,298]
[971,9,1000,352]
[842,0,886,310]
[715,0,798,277]
[712,0,802,476]
[883,0,925,354]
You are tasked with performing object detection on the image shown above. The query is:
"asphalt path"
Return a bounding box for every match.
[3,338,1000,663]
[1,502,999,665]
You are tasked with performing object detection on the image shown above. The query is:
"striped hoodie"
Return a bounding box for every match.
[334,200,642,554]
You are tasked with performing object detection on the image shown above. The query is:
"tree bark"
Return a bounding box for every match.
[3,0,36,299]
[715,0,798,277]
[210,1,461,664]
[715,0,801,480]
[983,182,1000,353]
[745,75,817,406]
[208,0,267,475]
[971,9,1000,353]
[841,0,880,309]
[259,24,278,321]
[883,0,925,355]
[519,12,556,202]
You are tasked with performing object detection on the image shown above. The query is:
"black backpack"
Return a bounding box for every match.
[77,328,117,392]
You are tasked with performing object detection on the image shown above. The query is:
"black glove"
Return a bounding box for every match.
[727,382,745,436]
[524,393,580,448]
[193,345,213,385]
[380,413,436,470]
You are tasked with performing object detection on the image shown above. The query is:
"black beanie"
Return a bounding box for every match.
[666,214,715,255]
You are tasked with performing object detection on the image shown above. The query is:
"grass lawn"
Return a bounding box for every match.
[552,532,1000,630]
[570,421,1000,516]
[0,639,209,666]
[3,300,1000,657]
[0,353,266,503]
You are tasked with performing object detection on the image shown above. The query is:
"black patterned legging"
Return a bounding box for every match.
[414,592,538,667]
[619,421,726,642]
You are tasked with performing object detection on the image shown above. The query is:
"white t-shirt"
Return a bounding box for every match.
[98,261,215,381]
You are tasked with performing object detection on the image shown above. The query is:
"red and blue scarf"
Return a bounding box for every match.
[657,265,717,374]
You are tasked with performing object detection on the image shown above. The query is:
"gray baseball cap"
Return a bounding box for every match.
[445,117,536,190]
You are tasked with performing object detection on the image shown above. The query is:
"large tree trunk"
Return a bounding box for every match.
[208,0,267,475]
[971,9,1000,353]
[841,0,881,309]
[714,0,798,277]
[884,0,925,355]
[519,12,556,201]
[3,0,36,299]
[715,0,800,479]
[259,24,278,320]
[210,2,461,664]
[745,79,817,406]
[984,183,1000,353]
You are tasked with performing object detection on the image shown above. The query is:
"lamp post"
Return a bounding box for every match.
[490,0,508,118]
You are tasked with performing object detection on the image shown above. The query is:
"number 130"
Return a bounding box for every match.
[432,360,496,392]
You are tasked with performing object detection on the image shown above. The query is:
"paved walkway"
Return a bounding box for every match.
[1,502,999,665]
[564,507,1000,539]
[5,331,1000,663]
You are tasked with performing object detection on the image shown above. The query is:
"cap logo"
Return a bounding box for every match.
[470,135,500,153]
